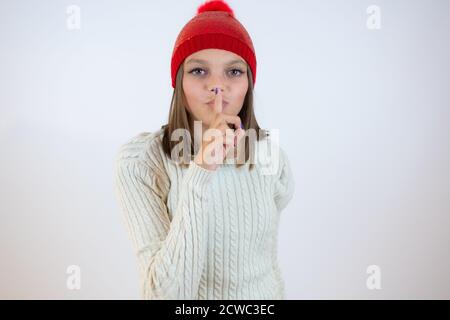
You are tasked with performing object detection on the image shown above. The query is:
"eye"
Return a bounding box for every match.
[229,69,245,77]
[188,68,206,76]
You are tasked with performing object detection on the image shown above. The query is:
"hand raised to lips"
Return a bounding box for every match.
[194,87,246,171]
[207,88,228,109]
[211,88,235,129]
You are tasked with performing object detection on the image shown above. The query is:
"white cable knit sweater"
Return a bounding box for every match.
[113,127,295,300]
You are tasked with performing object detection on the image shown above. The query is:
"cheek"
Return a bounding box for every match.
[183,79,202,105]
[238,86,247,100]
[182,79,207,118]
[233,80,248,103]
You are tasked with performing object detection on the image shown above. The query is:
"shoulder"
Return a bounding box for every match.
[254,134,290,176]
[114,127,167,172]
[113,127,172,199]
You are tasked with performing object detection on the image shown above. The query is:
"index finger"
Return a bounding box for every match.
[213,88,223,114]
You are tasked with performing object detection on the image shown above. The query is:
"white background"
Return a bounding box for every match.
[1,0,449,299]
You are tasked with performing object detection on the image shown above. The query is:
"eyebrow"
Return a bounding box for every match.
[185,58,246,66]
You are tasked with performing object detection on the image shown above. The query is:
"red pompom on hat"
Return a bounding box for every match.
[197,0,234,17]
[170,0,257,88]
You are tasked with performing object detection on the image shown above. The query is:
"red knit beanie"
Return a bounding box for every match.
[170,0,257,89]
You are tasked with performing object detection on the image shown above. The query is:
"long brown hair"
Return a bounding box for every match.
[161,62,269,171]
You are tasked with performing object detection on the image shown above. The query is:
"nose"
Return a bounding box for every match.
[209,86,224,94]
[208,73,225,92]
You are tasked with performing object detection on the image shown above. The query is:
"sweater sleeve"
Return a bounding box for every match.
[273,147,295,212]
[113,155,214,300]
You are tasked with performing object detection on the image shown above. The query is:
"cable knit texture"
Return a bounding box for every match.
[113,128,295,300]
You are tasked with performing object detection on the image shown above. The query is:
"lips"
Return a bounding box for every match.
[207,100,229,107]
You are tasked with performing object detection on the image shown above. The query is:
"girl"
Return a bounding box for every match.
[114,0,295,300]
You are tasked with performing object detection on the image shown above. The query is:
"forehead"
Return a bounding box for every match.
[185,49,246,65]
